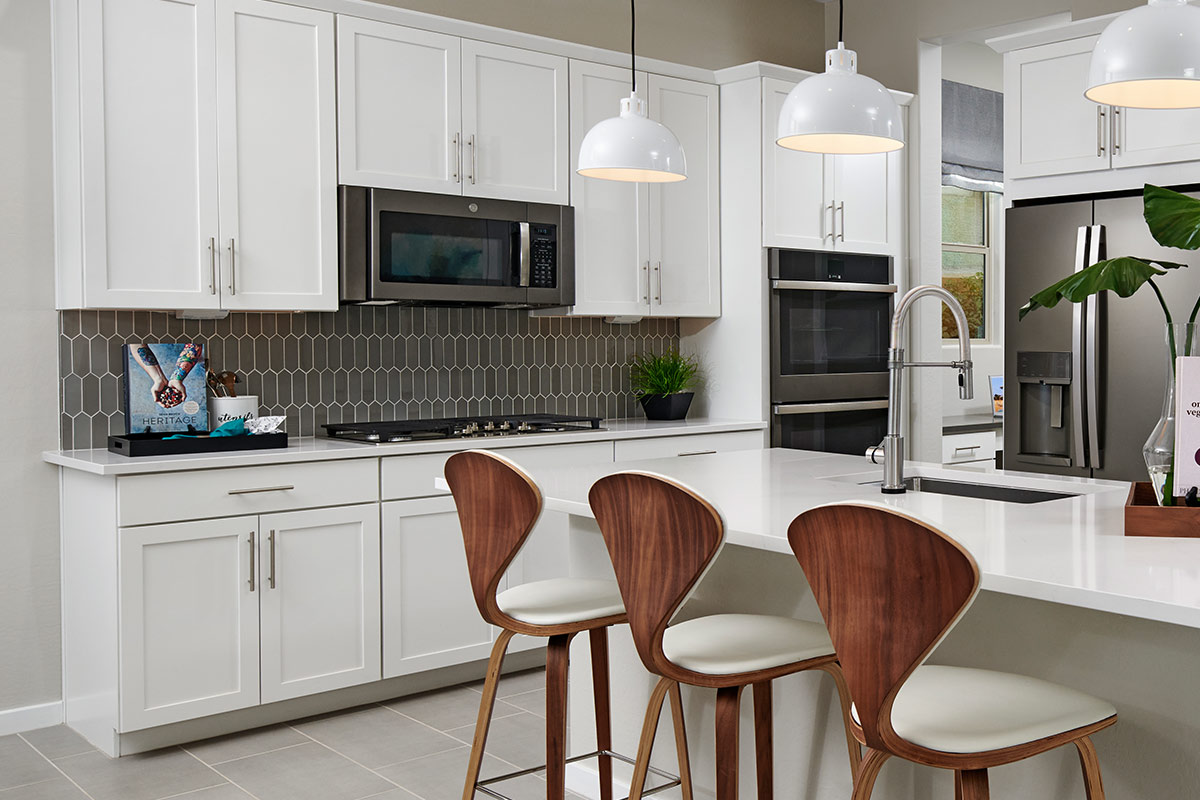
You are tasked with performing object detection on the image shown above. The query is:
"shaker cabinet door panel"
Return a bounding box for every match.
[462,41,569,204]
[337,17,463,193]
[119,517,259,731]
[258,504,381,703]
[215,0,338,311]
[648,75,721,318]
[762,78,830,250]
[1112,106,1200,169]
[831,149,901,256]
[78,0,221,309]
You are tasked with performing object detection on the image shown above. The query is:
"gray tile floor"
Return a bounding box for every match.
[0,670,576,800]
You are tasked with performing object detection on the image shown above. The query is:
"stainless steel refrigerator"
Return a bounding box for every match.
[1004,191,1200,482]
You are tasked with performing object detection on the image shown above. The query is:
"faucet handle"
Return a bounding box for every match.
[865,441,886,464]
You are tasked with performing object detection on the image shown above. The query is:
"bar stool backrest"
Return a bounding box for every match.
[445,450,543,627]
[787,503,980,753]
[589,471,724,681]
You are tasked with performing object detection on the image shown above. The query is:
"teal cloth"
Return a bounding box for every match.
[165,419,247,439]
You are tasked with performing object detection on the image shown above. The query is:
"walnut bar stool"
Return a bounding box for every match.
[588,471,861,800]
[788,503,1117,800]
[446,450,676,800]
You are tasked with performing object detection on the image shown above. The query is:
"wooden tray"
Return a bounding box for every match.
[1125,482,1200,538]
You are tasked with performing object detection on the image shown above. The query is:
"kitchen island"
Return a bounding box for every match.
[520,448,1200,800]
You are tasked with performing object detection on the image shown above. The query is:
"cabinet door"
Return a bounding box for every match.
[119,516,259,730]
[1004,37,1110,179]
[215,0,338,311]
[78,0,221,309]
[1112,105,1200,169]
[762,78,831,249]
[462,41,569,204]
[647,75,721,318]
[337,17,463,193]
[830,148,904,257]
[382,496,495,677]
[567,60,649,316]
[258,504,381,703]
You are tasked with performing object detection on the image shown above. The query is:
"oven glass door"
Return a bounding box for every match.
[377,211,514,286]
[772,401,889,456]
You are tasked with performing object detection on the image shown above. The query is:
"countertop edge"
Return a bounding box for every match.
[43,418,768,476]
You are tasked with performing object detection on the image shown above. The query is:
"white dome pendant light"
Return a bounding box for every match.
[577,0,686,182]
[776,0,904,155]
[1086,0,1200,109]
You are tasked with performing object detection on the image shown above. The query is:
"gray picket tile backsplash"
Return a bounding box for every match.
[59,307,678,450]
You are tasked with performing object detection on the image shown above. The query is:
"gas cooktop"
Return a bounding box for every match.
[322,413,604,444]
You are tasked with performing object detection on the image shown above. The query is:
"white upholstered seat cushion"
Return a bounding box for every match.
[849,665,1116,754]
[496,578,625,626]
[661,613,835,675]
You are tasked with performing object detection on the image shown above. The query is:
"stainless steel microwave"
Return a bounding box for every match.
[338,186,574,308]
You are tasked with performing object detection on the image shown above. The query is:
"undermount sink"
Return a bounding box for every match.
[824,473,1079,504]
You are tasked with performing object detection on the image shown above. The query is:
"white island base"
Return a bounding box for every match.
[524,449,1200,800]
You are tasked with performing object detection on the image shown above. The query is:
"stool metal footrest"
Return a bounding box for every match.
[474,748,682,800]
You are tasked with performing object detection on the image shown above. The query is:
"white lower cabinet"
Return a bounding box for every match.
[119,516,260,731]
[259,504,381,703]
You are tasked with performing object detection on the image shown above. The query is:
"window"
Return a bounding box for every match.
[941,185,996,341]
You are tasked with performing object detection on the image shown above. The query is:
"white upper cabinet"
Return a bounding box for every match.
[763,77,903,258]
[337,18,462,193]
[563,60,720,318]
[1004,37,1109,179]
[462,41,569,204]
[1112,105,1200,169]
[56,0,337,311]
[216,0,338,311]
[73,0,222,310]
[647,74,721,317]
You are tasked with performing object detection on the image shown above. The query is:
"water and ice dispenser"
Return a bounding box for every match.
[1016,351,1075,467]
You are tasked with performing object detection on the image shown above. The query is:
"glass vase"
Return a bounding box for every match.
[1144,322,1194,506]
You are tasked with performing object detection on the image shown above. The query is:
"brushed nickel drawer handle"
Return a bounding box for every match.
[248,531,256,592]
[678,449,717,457]
[953,446,981,454]
[268,529,277,589]
[228,485,295,496]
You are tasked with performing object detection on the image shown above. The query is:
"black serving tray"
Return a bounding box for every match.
[108,431,288,457]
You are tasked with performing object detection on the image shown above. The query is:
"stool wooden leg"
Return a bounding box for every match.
[714,685,745,800]
[817,662,862,776]
[1075,736,1106,800]
[751,682,773,800]
[954,769,989,800]
[667,681,694,800]
[589,628,613,800]
[546,632,576,800]
[463,629,516,800]
[628,677,672,800]
[850,748,889,800]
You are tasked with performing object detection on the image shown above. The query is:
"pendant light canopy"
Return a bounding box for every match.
[1086,0,1200,109]
[776,0,904,155]
[577,0,687,182]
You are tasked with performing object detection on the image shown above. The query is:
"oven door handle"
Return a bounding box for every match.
[773,400,890,415]
[771,280,898,294]
[517,222,531,287]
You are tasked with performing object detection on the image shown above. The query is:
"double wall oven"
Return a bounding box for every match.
[770,249,895,455]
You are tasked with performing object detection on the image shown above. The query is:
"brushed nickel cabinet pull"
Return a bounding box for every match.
[227,485,295,496]
[1097,107,1106,157]
[452,133,461,182]
[468,134,477,184]
[208,237,217,295]
[248,531,256,592]
[268,530,276,589]
[1113,107,1121,155]
[824,202,835,240]
[642,261,650,303]
[953,445,981,454]
[653,262,662,304]
[837,201,846,242]
[228,238,237,295]
[677,449,717,457]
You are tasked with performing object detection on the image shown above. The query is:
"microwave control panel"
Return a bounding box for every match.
[530,224,557,288]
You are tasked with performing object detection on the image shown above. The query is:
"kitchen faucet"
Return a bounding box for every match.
[868,285,974,493]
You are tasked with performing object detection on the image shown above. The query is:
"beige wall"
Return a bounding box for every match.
[0,0,64,715]
[365,0,827,72]
[825,0,1141,93]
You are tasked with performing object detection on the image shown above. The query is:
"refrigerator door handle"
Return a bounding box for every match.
[1071,226,1090,470]
[1085,224,1104,469]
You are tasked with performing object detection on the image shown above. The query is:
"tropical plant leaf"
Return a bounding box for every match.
[1018,256,1187,320]
[1145,184,1200,250]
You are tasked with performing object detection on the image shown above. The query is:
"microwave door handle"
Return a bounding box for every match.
[517,222,531,287]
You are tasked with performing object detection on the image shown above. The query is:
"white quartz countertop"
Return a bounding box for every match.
[527,448,1200,630]
[42,417,766,476]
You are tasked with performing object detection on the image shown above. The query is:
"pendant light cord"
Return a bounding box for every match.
[839,0,844,43]
[630,0,637,94]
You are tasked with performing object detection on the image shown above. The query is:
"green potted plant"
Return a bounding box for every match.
[629,350,701,420]
[1021,184,1200,505]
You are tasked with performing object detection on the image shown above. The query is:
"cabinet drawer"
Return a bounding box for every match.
[942,432,996,464]
[613,430,764,462]
[381,441,614,500]
[118,459,379,527]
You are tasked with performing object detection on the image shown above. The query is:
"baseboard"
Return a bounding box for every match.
[566,762,620,800]
[0,701,64,737]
